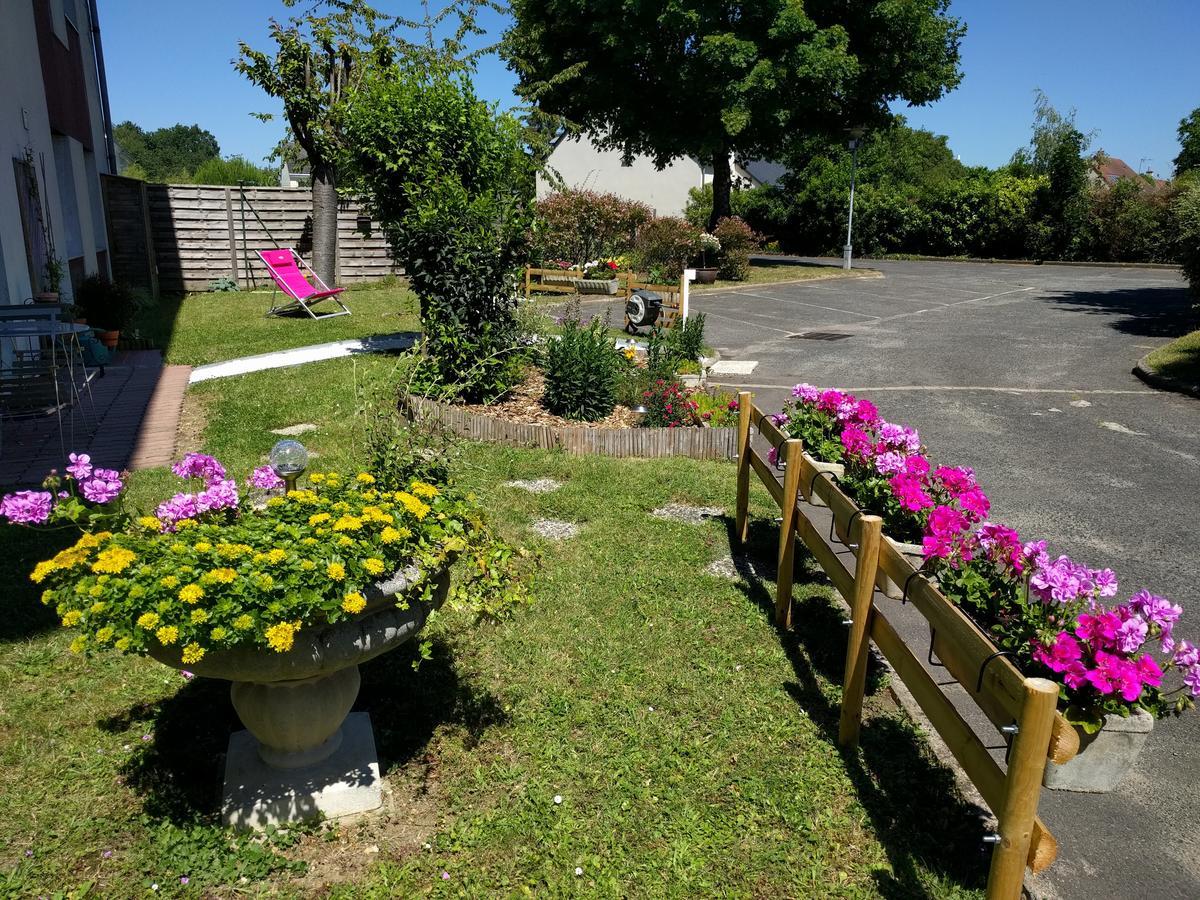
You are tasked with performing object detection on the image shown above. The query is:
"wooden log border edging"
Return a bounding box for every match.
[402,395,736,459]
[734,392,1080,899]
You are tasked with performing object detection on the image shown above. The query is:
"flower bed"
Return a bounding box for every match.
[768,385,1198,732]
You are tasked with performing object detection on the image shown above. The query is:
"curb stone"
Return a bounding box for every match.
[1132,356,1200,400]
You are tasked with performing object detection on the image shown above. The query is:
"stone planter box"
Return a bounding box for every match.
[148,565,450,828]
[575,278,620,295]
[878,537,925,599]
[1042,709,1154,793]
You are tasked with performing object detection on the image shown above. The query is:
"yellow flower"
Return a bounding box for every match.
[266,496,286,508]
[362,558,386,576]
[96,626,115,644]
[194,541,212,553]
[410,481,439,498]
[30,560,55,583]
[175,518,197,530]
[92,546,137,575]
[160,575,180,589]
[69,635,87,654]
[301,537,318,546]
[155,625,180,646]
[396,492,430,520]
[138,516,163,531]
[61,610,83,627]
[309,473,325,484]
[233,614,254,631]
[332,515,363,532]
[326,562,346,581]
[190,608,209,624]
[88,585,105,598]
[179,584,204,604]
[202,567,238,585]
[380,527,401,545]
[265,621,299,653]
[137,612,160,630]
[309,512,331,526]
[181,643,206,664]
[266,548,287,565]
[356,472,376,485]
[254,573,275,591]
[115,636,131,652]
[300,559,316,571]
[41,589,55,606]
[342,592,367,614]
[90,601,106,614]
[210,626,229,641]
[325,473,341,487]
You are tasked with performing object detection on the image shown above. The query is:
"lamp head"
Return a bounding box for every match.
[269,440,308,489]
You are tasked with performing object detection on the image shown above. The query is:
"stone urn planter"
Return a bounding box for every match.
[693,267,718,284]
[148,565,450,828]
[1042,709,1154,793]
[575,278,620,295]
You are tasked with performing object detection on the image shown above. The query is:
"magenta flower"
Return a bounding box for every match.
[816,389,845,414]
[1135,654,1163,689]
[1173,640,1199,669]
[767,446,778,467]
[791,383,819,402]
[889,473,933,512]
[853,398,880,426]
[1076,611,1121,648]
[840,424,873,459]
[80,468,124,504]
[1127,590,1181,632]
[1184,664,1200,697]
[171,452,227,485]
[1113,614,1148,654]
[156,492,200,528]
[196,479,239,514]
[1033,631,1083,671]
[903,454,930,476]
[874,451,906,476]
[66,452,93,480]
[1092,569,1119,599]
[0,490,53,525]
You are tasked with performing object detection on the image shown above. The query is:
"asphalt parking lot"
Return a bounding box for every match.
[694,258,1198,899]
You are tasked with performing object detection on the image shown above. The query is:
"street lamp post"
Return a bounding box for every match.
[843,128,865,270]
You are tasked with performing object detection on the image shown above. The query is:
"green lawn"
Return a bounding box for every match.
[1143,329,1200,384]
[131,278,421,367]
[0,356,986,898]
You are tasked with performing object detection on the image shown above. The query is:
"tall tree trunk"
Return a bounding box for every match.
[311,160,339,287]
[708,147,732,230]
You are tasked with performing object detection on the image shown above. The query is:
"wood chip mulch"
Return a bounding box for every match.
[457,369,642,429]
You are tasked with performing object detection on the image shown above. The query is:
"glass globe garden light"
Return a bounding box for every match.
[269,439,309,491]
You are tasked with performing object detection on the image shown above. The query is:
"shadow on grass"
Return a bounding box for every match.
[721,514,989,898]
[100,635,503,824]
[0,525,74,643]
[1045,284,1196,339]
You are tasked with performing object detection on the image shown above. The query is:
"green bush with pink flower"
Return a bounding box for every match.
[771,384,1198,732]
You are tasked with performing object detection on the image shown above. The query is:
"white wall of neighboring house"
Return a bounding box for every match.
[0,0,113,306]
[538,133,786,218]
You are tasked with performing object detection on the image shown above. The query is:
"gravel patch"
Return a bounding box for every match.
[504,478,564,494]
[704,554,773,582]
[650,504,725,525]
[271,423,319,436]
[531,519,580,540]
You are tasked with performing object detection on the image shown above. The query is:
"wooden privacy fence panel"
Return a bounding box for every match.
[101,176,401,295]
[733,393,1078,899]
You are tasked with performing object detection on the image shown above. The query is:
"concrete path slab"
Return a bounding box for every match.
[189,332,417,384]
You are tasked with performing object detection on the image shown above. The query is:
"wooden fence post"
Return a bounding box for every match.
[735,392,753,543]
[524,266,531,300]
[838,514,882,748]
[986,677,1058,899]
[775,439,803,628]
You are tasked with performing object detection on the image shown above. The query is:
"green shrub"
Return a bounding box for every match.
[713,216,759,280]
[534,189,651,265]
[693,389,740,426]
[633,217,702,274]
[1176,181,1200,303]
[543,314,620,421]
[75,275,137,330]
[645,326,680,380]
[667,312,706,362]
[192,155,278,186]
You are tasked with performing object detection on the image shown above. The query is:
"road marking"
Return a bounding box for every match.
[709,360,759,375]
[1070,400,1092,407]
[699,309,798,336]
[1100,421,1148,436]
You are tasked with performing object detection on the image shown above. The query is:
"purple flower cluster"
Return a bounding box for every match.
[172,453,226,483]
[156,454,240,530]
[0,452,125,526]
[0,490,53,525]
[247,466,284,491]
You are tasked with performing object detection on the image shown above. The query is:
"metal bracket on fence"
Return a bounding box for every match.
[982,834,1002,845]
[832,509,864,548]
[927,625,944,667]
[975,650,1016,694]
[1000,722,1020,763]
[772,434,787,470]
[808,468,838,500]
[901,570,925,606]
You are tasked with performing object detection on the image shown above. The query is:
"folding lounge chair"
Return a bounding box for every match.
[258,249,351,320]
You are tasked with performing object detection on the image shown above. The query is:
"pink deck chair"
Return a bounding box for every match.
[257,249,351,320]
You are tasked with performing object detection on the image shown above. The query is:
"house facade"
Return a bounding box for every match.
[0,0,116,306]
[538,133,785,217]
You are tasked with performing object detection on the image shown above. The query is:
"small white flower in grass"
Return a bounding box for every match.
[151,885,159,892]
[553,794,563,805]
[575,867,583,876]
[648,706,654,712]
[735,665,743,671]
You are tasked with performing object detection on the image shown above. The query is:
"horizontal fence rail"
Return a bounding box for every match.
[733,393,1078,899]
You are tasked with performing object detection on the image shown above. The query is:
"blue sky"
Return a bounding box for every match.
[101,0,1200,178]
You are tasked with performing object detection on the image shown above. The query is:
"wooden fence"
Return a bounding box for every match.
[733,393,1079,899]
[101,176,400,296]
[522,267,689,329]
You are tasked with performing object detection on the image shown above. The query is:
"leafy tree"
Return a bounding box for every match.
[236,0,394,287]
[344,64,534,400]
[113,121,220,181]
[504,0,964,228]
[192,156,279,186]
[1175,107,1200,176]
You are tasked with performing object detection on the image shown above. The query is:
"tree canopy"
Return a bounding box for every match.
[1175,107,1200,176]
[113,122,220,182]
[504,0,965,225]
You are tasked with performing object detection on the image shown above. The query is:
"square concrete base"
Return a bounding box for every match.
[222,711,383,830]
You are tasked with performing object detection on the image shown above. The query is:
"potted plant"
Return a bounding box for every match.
[575,259,620,294]
[7,450,519,825]
[693,232,721,284]
[37,256,64,302]
[76,275,136,349]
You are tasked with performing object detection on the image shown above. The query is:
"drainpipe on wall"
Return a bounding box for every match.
[87,0,117,175]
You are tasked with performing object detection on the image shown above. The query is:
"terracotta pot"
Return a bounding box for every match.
[694,267,719,284]
[98,330,120,349]
[35,292,59,303]
[1042,710,1154,793]
[147,566,450,771]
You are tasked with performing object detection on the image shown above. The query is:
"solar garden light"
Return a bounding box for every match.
[843,126,867,270]
[269,439,309,491]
